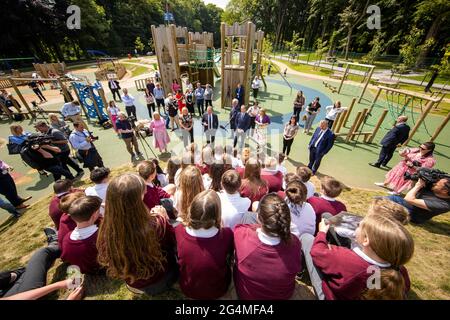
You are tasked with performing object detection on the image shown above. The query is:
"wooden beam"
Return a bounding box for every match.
[368,109,388,144]
[404,99,435,145]
[0,100,13,119]
[367,87,382,116]
[9,77,33,117]
[352,108,369,141]
[345,111,362,142]
[331,112,342,132]
[430,108,450,142]
[220,22,226,108]
[377,85,440,102]
[342,97,356,127]
[337,63,350,94]
[358,66,375,103]
[58,78,72,102]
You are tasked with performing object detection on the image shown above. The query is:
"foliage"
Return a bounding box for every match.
[361,32,385,64]
[134,37,145,54]
[399,27,434,69]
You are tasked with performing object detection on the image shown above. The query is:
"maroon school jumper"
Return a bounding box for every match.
[58,213,77,249]
[239,182,268,206]
[60,230,100,274]
[311,232,411,300]
[48,189,82,229]
[143,184,171,217]
[233,224,302,300]
[307,196,347,234]
[261,170,283,192]
[126,216,176,289]
[236,167,245,178]
[174,225,234,299]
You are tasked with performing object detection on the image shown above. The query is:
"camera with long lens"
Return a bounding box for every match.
[25,133,54,150]
[404,167,450,186]
[127,115,137,128]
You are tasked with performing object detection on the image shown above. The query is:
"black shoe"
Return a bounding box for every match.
[369,163,380,168]
[75,170,84,179]
[44,227,58,245]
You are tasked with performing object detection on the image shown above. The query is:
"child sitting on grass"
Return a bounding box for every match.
[174,190,234,299]
[296,166,315,199]
[48,179,76,229]
[301,214,413,300]
[285,180,316,237]
[60,195,102,274]
[57,191,85,249]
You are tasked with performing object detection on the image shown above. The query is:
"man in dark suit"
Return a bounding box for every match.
[308,120,335,174]
[370,115,410,168]
[235,83,245,107]
[202,106,219,146]
[234,105,251,150]
[108,79,121,102]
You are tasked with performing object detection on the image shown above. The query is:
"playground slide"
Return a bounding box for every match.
[72,82,109,121]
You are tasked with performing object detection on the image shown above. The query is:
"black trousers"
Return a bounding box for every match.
[283,138,294,156]
[44,164,74,181]
[155,98,165,114]
[308,146,325,174]
[125,105,137,119]
[0,172,22,206]
[376,145,397,166]
[33,89,46,101]
[78,148,104,171]
[197,99,205,115]
[111,89,121,101]
[59,150,82,174]
[2,245,60,297]
[326,118,334,129]
[253,88,259,99]
[147,103,155,118]
[186,102,195,114]
[293,107,302,123]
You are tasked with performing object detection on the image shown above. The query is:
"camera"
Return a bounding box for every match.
[404,167,450,185]
[25,133,54,150]
[127,115,137,128]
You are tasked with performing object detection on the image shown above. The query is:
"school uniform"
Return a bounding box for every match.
[261,169,283,192]
[174,225,234,299]
[233,224,302,300]
[48,193,69,230]
[310,231,410,300]
[57,213,77,249]
[219,191,251,229]
[239,182,268,206]
[143,182,172,217]
[307,195,347,234]
[60,225,100,274]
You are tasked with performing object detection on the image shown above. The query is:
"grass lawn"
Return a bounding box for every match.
[0,164,448,300]
[122,63,150,78]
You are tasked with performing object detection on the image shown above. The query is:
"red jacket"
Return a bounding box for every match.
[311,232,411,300]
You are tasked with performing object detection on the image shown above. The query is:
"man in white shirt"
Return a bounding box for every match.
[325,101,346,129]
[61,100,88,129]
[121,88,137,119]
[84,167,110,216]
[219,170,251,229]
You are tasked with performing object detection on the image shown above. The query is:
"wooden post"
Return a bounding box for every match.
[368,109,388,143]
[170,24,181,84]
[342,97,356,127]
[331,112,342,132]
[345,111,362,142]
[220,23,226,108]
[367,87,382,116]
[58,78,71,102]
[337,63,350,94]
[9,77,33,117]
[88,86,102,123]
[0,100,13,119]
[243,22,253,107]
[430,108,450,142]
[358,66,375,103]
[335,110,347,133]
[404,100,435,145]
[352,108,369,141]
[98,87,108,112]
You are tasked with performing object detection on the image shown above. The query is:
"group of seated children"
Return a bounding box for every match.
[32,141,416,301]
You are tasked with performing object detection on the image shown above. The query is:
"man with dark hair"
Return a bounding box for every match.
[370,115,410,168]
[69,122,104,172]
[387,177,450,224]
[233,105,251,150]
[85,167,110,215]
[202,106,218,147]
[48,179,75,229]
[108,78,121,102]
[35,121,83,179]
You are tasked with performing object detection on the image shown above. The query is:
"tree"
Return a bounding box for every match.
[399,26,434,70]
[338,0,369,60]
[361,31,385,64]
[134,36,145,54]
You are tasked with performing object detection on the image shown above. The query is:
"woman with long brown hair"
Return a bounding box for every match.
[173,165,205,222]
[233,193,302,299]
[239,158,268,205]
[97,173,177,295]
[203,161,225,191]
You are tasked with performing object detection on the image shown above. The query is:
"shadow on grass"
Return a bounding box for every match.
[0,216,19,235]
[415,219,450,237]
[26,175,54,191]
[407,288,423,300]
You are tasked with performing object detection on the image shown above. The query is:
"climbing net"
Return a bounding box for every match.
[179,48,221,69]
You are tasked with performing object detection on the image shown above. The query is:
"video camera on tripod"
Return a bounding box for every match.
[24,133,55,150]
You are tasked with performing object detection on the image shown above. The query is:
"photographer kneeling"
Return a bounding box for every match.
[34,121,83,179]
[69,122,104,172]
[387,168,450,224]
[21,134,74,181]
[115,112,143,162]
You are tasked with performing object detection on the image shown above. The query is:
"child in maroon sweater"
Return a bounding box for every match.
[175,190,234,299]
[234,193,302,300]
[48,179,76,229]
[261,157,283,192]
[307,175,347,233]
[137,160,173,217]
[60,196,102,274]
[56,191,85,249]
[302,214,413,300]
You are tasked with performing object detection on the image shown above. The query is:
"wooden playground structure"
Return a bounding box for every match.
[94,57,127,81]
[220,22,264,108]
[323,61,375,103]
[151,24,216,97]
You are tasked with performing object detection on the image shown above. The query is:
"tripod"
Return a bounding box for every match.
[135,127,158,159]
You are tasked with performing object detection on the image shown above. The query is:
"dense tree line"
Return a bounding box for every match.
[222,0,450,66]
[0,0,223,62]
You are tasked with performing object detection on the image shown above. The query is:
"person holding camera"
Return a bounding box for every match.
[386,174,450,224]
[34,121,84,179]
[115,112,143,162]
[375,142,436,195]
[69,122,104,172]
